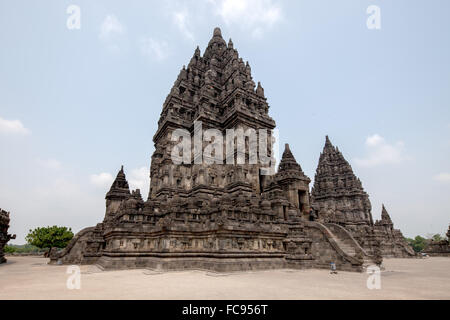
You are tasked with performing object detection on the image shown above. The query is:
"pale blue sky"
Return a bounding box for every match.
[1,0,449,243]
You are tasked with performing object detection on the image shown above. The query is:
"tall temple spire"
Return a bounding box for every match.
[153,27,274,145]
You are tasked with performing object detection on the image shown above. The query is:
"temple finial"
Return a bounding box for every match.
[324,135,335,150]
[206,27,227,51]
[256,81,265,97]
[213,27,222,37]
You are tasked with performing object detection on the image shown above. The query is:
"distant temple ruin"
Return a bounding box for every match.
[50,28,415,272]
[423,225,450,257]
[0,209,16,264]
[373,205,416,257]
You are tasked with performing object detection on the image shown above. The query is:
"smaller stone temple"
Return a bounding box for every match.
[373,205,416,257]
[0,208,16,264]
[423,225,450,257]
[311,136,415,258]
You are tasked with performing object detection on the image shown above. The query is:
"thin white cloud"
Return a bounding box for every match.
[173,10,195,41]
[37,158,62,170]
[0,116,30,135]
[128,166,150,197]
[209,0,282,38]
[366,134,383,147]
[139,37,169,61]
[99,15,125,41]
[354,134,407,168]
[90,172,114,188]
[434,173,450,183]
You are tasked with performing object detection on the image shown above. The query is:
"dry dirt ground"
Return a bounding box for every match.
[0,256,449,300]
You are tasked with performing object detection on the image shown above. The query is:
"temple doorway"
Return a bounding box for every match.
[298,190,306,212]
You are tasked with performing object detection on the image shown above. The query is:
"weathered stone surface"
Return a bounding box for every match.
[51,28,412,272]
[0,208,16,264]
[423,225,450,257]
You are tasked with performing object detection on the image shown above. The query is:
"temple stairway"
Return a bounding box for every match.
[320,222,376,268]
[331,236,356,257]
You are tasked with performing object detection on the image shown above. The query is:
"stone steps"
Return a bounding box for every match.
[323,223,378,267]
[328,231,357,257]
[334,241,356,256]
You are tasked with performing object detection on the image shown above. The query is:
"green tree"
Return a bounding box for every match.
[431,234,444,242]
[25,226,73,254]
[405,236,427,253]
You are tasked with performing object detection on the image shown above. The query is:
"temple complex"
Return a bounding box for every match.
[0,208,16,264]
[50,28,414,272]
[423,225,450,257]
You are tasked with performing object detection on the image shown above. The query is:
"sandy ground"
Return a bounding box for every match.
[0,256,449,300]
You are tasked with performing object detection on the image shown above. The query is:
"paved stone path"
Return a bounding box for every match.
[0,256,449,299]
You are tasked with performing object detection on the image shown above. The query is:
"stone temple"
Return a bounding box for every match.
[423,225,450,257]
[50,28,415,271]
[0,208,16,264]
[311,137,415,258]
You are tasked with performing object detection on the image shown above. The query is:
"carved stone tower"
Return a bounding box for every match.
[149,27,276,204]
[311,136,373,226]
[105,166,131,219]
[275,144,311,217]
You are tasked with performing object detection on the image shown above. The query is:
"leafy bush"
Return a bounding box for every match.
[4,244,47,254]
[4,245,16,253]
